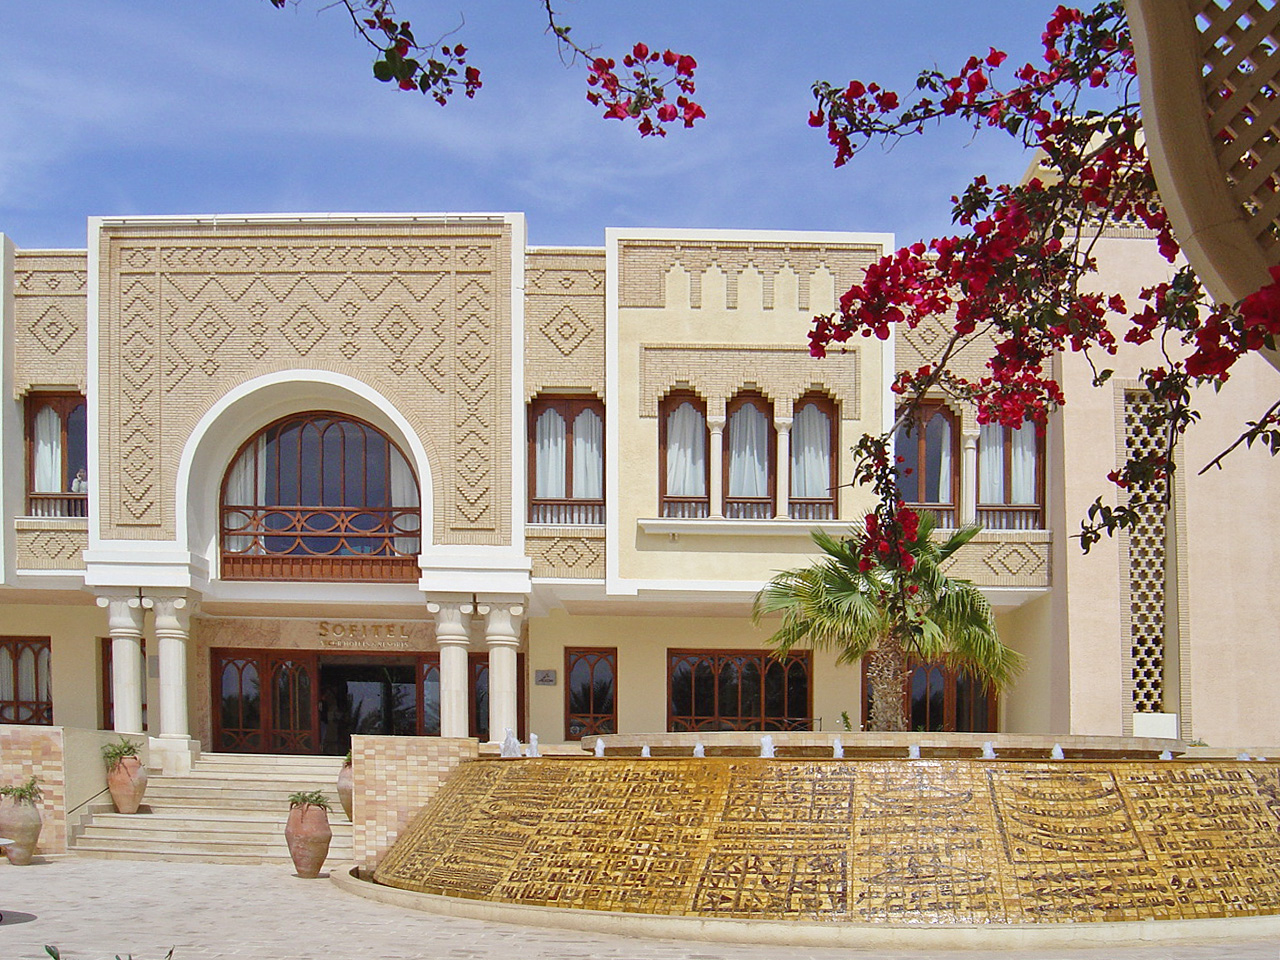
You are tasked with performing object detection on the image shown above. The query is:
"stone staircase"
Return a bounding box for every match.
[73,753,352,864]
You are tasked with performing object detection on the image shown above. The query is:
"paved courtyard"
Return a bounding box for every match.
[0,857,1276,960]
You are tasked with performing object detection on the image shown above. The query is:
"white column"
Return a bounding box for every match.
[479,601,523,744]
[97,595,145,735]
[428,601,472,739]
[961,431,979,527]
[775,416,793,519]
[708,416,726,518]
[149,595,191,740]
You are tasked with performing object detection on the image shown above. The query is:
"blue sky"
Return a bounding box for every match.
[1,2,1073,250]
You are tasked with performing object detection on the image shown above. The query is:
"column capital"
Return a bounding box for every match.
[96,593,145,635]
[707,416,726,433]
[775,416,794,432]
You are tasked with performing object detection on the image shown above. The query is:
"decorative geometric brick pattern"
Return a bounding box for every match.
[524,249,605,402]
[941,531,1051,588]
[98,221,513,543]
[526,530,605,579]
[350,735,477,873]
[375,758,1280,924]
[1123,391,1168,713]
[14,526,88,570]
[0,724,68,855]
[14,251,88,396]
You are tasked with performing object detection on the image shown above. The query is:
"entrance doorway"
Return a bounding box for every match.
[211,648,526,754]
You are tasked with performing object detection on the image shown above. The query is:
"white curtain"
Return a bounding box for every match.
[535,408,566,498]
[389,449,420,554]
[17,646,36,702]
[978,422,1004,504]
[572,408,603,499]
[791,403,831,498]
[666,402,707,497]
[33,405,61,493]
[0,647,12,704]
[925,412,953,502]
[1010,424,1037,504]
[224,437,266,553]
[728,402,770,497]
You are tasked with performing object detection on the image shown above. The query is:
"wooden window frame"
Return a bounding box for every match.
[564,647,617,740]
[658,390,710,518]
[976,423,1046,530]
[788,392,838,521]
[0,636,53,725]
[527,394,605,525]
[860,658,998,733]
[24,392,88,518]
[667,648,812,732]
[219,411,421,582]
[723,391,776,519]
[896,402,960,528]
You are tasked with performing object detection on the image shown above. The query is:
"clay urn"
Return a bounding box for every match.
[285,795,332,878]
[0,782,44,865]
[106,756,148,815]
[336,761,354,822]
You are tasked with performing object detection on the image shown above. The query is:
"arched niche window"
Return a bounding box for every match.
[25,393,88,517]
[895,403,959,527]
[528,395,604,525]
[725,391,775,519]
[660,390,709,518]
[789,393,837,521]
[978,421,1044,529]
[220,412,421,582]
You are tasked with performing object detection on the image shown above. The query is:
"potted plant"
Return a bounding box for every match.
[336,750,353,822]
[285,790,332,878]
[0,776,44,865]
[102,735,148,814]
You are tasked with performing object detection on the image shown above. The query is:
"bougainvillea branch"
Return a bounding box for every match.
[269,0,702,137]
[807,1,1280,551]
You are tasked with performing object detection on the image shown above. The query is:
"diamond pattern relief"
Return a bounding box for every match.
[30,305,76,354]
[982,542,1044,578]
[281,305,328,356]
[541,305,592,356]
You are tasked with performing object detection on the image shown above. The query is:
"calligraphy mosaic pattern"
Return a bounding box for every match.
[374,758,1280,924]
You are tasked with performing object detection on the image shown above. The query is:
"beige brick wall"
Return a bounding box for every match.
[14,251,88,397]
[524,248,605,400]
[526,529,605,579]
[0,724,67,854]
[350,735,477,872]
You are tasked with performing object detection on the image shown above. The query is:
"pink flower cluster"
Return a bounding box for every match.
[587,43,703,137]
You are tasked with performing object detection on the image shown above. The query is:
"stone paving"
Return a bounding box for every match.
[0,857,1276,960]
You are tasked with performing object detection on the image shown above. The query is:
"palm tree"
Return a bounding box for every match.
[752,510,1023,732]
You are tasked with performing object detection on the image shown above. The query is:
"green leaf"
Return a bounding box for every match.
[373,59,395,82]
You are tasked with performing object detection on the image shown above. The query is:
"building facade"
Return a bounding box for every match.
[0,214,1274,772]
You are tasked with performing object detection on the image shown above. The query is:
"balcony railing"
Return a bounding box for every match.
[788,499,836,521]
[529,499,604,525]
[660,497,710,519]
[724,497,773,520]
[906,503,957,528]
[977,504,1044,530]
[26,493,88,518]
[669,716,817,732]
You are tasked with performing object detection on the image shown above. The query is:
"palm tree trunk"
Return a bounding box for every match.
[865,639,908,732]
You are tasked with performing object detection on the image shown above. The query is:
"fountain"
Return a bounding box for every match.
[640,745,651,758]
[982,741,997,759]
[832,737,843,759]
[907,744,920,759]
[594,738,605,758]
[759,735,775,758]
[692,741,705,758]
[524,733,540,758]
[499,730,521,758]
[1050,743,1065,760]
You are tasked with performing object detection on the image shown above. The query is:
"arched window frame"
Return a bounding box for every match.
[789,391,838,521]
[219,411,421,583]
[659,390,710,519]
[527,394,605,525]
[976,421,1045,530]
[895,402,959,528]
[860,658,998,733]
[724,390,776,520]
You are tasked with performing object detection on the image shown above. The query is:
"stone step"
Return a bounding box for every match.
[73,838,353,863]
[143,784,342,801]
[81,816,354,839]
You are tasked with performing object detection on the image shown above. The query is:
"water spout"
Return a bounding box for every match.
[640,745,651,758]
[760,735,775,758]
[524,733,540,758]
[982,741,997,759]
[1159,750,1173,760]
[594,738,606,758]
[1237,751,1252,761]
[908,744,921,760]
[693,742,705,758]
[500,730,521,758]
[1050,744,1065,760]
[833,737,844,759]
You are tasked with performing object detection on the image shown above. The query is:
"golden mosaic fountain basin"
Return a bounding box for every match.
[370,754,1280,941]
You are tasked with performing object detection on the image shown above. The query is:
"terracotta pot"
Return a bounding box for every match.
[0,798,43,865]
[285,804,332,878]
[107,756,148,814]
[336,764,354,822]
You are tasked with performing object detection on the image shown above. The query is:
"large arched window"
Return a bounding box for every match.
[895,403,959,527]
[725,391,775,519]
[789,392,837,520]
[660,391,709,518]
[978,422,1044,529]
[220,412,421,582]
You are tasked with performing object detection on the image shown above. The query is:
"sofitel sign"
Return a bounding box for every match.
[317,621,413,649]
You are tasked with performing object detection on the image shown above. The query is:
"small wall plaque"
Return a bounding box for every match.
[534,669,557,686]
